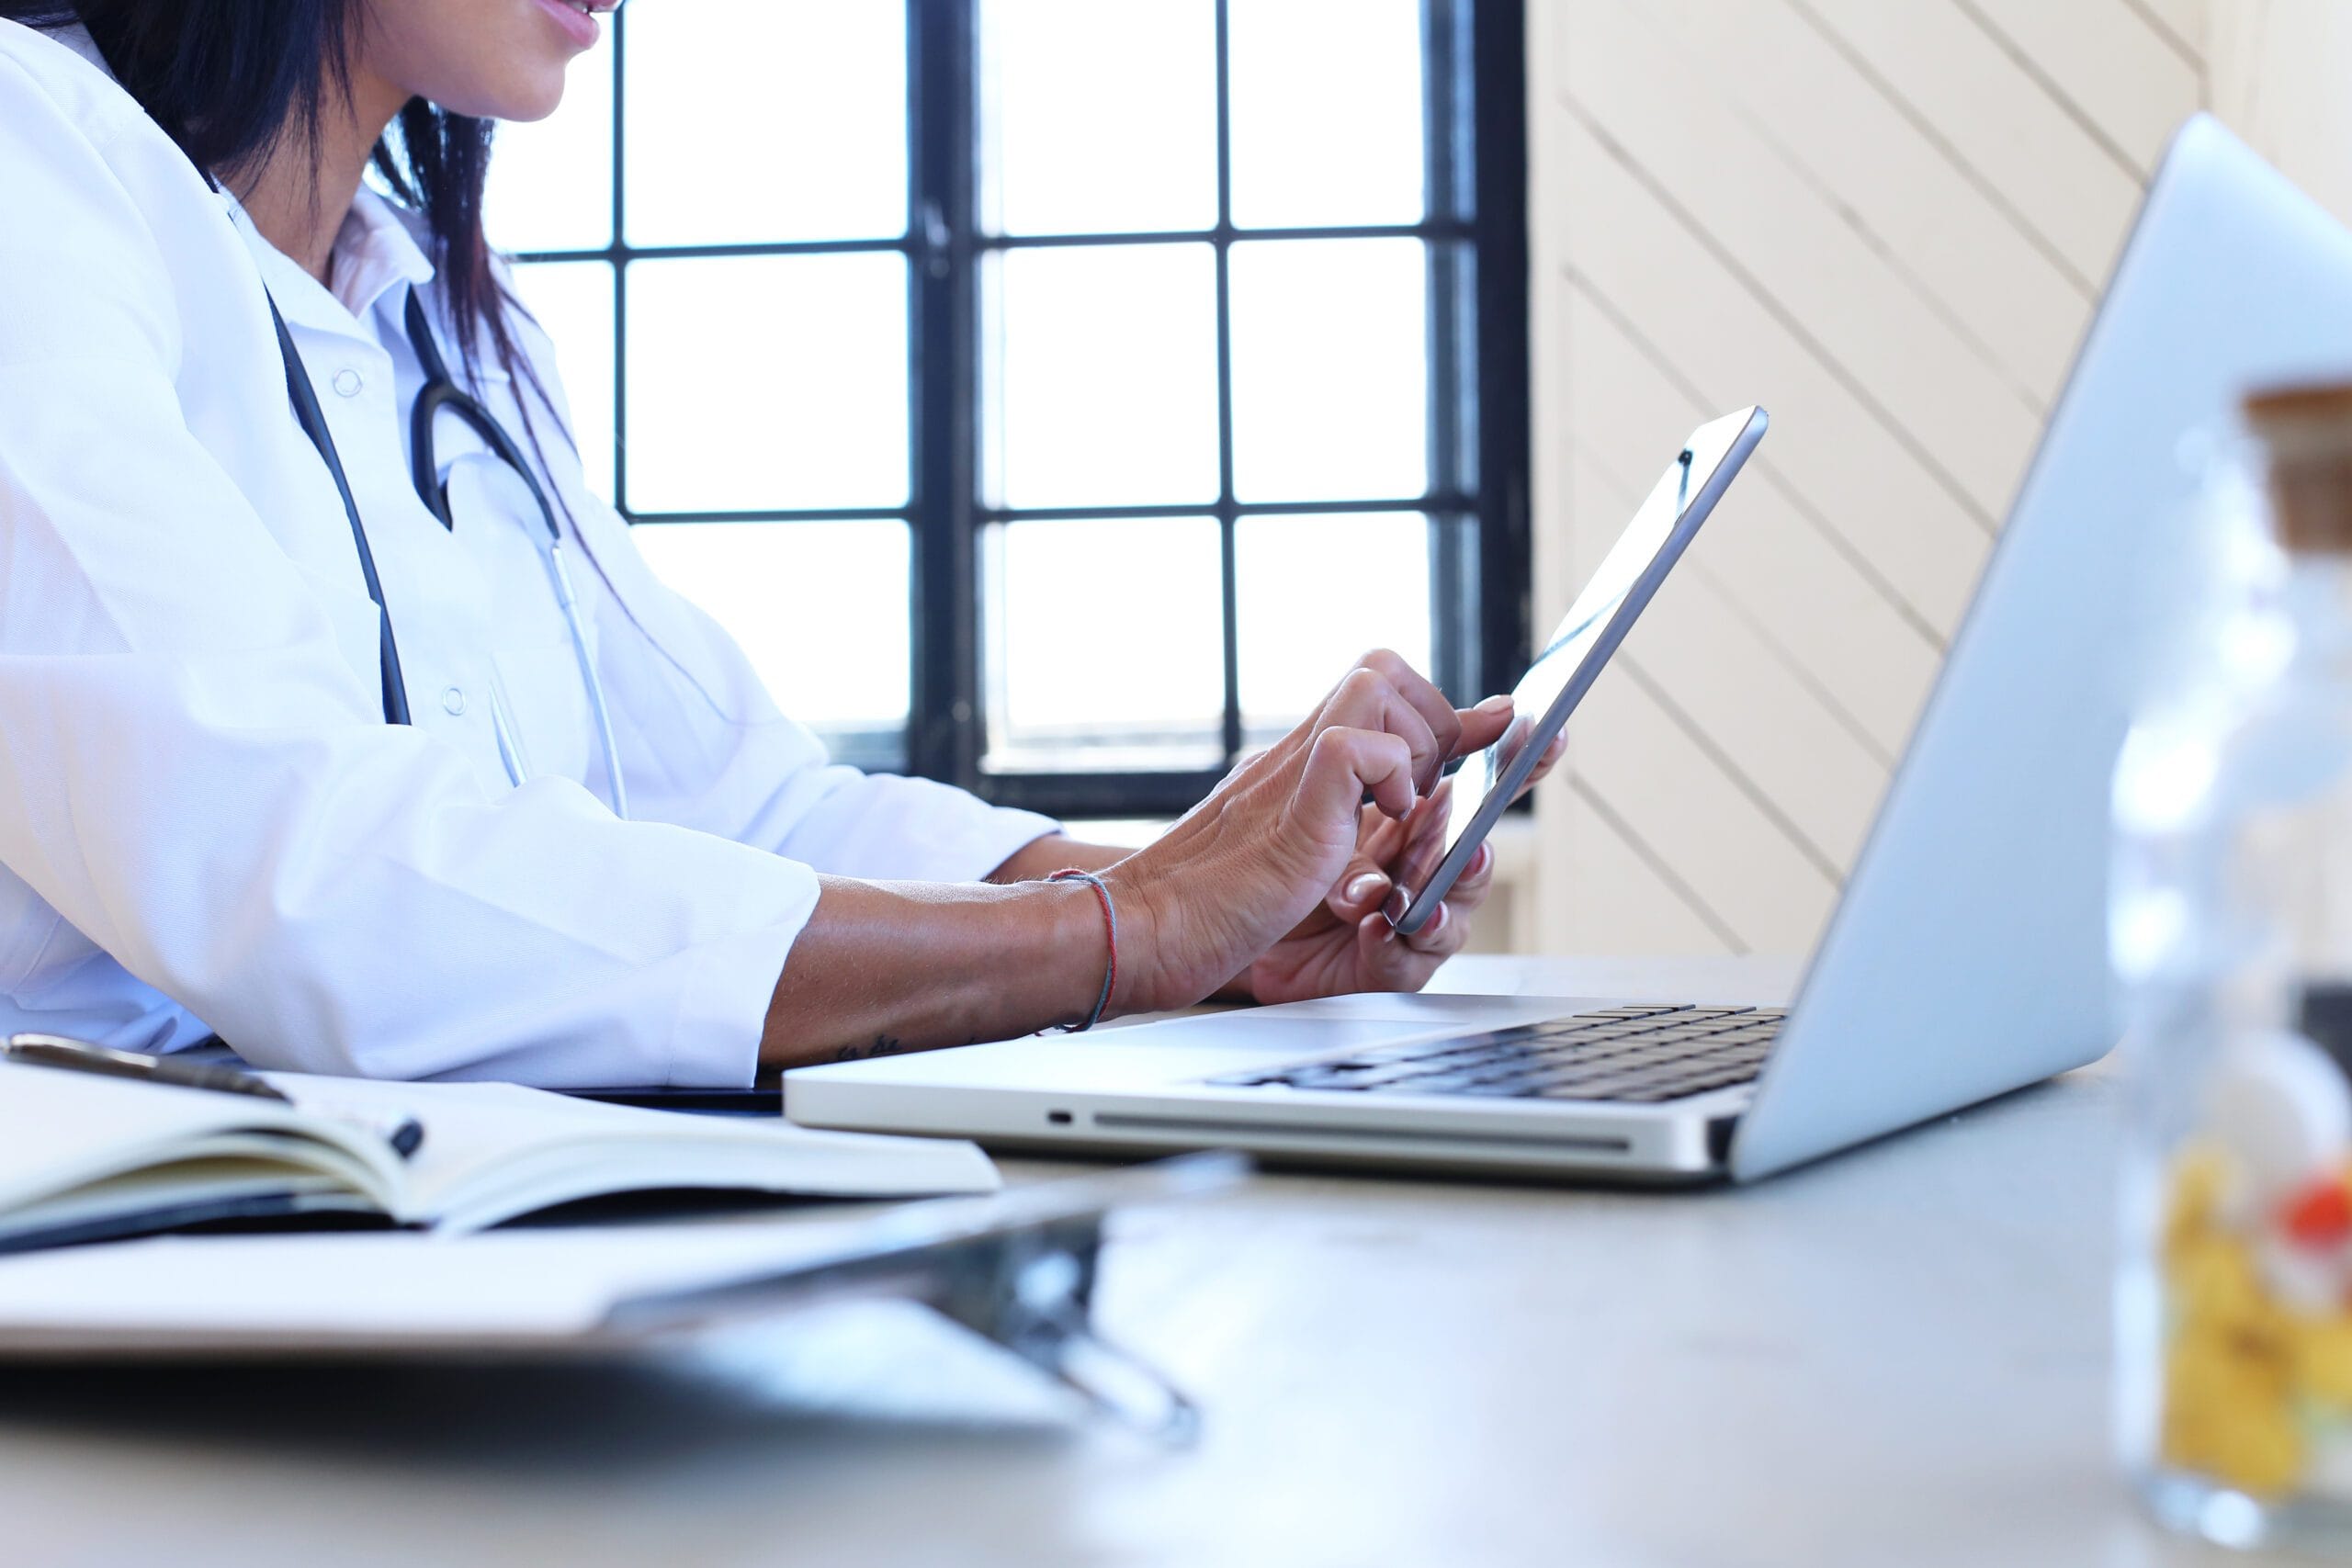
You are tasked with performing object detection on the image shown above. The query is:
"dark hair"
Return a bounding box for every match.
[1,0,548,416]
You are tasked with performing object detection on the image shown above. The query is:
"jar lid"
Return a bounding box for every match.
[2247,380,2352,553]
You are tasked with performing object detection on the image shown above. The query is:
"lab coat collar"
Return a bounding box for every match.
[334,187,439,323]
[221,185,436,350]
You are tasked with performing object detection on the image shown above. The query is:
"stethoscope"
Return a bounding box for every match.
[265,286,630,818]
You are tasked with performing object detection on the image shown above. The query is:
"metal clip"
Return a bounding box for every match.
[930,1214,1200,1447]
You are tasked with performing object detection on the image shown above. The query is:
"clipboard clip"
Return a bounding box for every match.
[923,1153,1245,1447]
[933,1214,1198,1446]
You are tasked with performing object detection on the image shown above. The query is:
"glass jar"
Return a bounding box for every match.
[2117,384,2352,1551]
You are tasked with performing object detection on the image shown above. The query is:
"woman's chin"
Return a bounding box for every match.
[428,63,572,126]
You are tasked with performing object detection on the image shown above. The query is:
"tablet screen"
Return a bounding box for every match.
[1393,407,1767,933]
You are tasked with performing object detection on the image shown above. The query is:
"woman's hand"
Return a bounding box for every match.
[1238,725,1565,1003]
[1102,649,1516,1015]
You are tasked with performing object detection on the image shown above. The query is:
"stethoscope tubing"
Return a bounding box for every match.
[269,287,628,818]
[269,298,412,727]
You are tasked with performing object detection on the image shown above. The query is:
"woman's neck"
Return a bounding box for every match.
[234,65,412,286]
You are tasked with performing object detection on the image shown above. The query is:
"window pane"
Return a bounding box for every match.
[624,0,906,246]
[1230,238,1429,502]
[1228,0,1427,229]
[626,254,909,513]
[979,0,1217,235]
[1238,513,1431,743]
[985,518,1224,771]
[632,521,910,755]
[483,41,614,253]
[985,244,1219,509]
[509,261,616,504]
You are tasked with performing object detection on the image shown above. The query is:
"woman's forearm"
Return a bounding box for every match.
[759,874,1118,1067]
[760,654,1512,1070]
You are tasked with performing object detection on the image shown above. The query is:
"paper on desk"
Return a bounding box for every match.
[0,1220,894,1342]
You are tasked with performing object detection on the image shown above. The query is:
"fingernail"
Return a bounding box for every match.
[1427,904,1450,936]
[1470,842,1492,876]
[1345,873,1387,905]
[1474,694,1511,713]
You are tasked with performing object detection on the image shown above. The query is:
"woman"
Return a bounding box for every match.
[0,0,1538,1084]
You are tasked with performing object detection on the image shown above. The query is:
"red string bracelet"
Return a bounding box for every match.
[1046,868,1117,1032]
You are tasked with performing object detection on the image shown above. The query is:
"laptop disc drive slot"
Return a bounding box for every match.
[1090,1112,1634,1156]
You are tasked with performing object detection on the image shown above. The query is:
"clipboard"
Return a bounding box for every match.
[0,1154,1244,1444]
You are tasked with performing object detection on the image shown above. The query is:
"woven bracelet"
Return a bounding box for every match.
[1045,868,1117,1032]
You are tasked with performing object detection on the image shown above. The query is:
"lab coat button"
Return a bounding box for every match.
[332,368,363,398]
[441,686,466,716]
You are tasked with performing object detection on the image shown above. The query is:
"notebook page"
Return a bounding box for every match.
[0,1061,401,1217]
[254,1075,999,1229]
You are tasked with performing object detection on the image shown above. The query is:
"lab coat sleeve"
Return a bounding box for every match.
[503,305,1065,884]
[0,58,808,1087]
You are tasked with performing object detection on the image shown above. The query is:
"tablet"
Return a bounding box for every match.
[1385,407,1769,936]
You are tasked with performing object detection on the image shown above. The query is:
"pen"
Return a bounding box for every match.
[6,1032,292,1100]
[4,1033,425,1158]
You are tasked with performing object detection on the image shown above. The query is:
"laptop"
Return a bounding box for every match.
[783,116,2352,1183]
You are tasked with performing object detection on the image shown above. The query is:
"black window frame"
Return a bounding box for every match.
[518,0,1530,821]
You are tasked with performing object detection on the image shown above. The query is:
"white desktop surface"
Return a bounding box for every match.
[0,956,2256,1567]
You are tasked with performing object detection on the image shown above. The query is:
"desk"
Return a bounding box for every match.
[0,957,2257,1567]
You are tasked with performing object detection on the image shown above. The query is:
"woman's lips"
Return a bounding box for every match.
[529,0,600,51]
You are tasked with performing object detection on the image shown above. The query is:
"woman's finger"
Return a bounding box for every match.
[1439,840,1496,917]
[1321,667,1443,795]
[1401,891,1467,956]
[1452,694,1515,759]
[1512,730,1566,800]
[1353,909,1421,985]
[1325,807,1405,921]
[1351,896,1458,966]
[1302,725,1417,824]
[1388,785,1456,896]
[1356,648,1464,773]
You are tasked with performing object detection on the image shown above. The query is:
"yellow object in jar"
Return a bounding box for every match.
[2158,1151,2306,1495]
[2293,1315,2352,1406]
[2165,1143,2232,1261]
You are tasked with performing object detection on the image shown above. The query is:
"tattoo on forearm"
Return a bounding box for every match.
[832,1033,912,1063]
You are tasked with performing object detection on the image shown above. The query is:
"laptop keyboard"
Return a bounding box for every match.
[1204,1005,1784,1104]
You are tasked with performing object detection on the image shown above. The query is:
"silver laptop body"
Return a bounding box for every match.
[785,116,2352,1183]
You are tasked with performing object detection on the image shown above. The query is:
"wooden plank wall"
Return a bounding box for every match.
[1524,0,2208,956]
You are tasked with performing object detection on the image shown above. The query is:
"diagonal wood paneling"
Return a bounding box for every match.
[1792,0,2144,286]
[1561,286,1936,761]
[1633,0,2097,399]
[1550,784,1739,956]
[2131,0,2209,64]
[1559,118,1984,646]
[1529,0,2205,956]
[1962,0,2204,176]
[1563,0,2045,523]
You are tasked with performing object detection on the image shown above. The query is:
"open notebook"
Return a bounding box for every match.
[0,1060,996,1253]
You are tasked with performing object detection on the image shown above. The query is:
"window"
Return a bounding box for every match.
[486,0,1528,817]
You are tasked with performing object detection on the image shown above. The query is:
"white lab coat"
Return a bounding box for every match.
[0,22,1057,1085]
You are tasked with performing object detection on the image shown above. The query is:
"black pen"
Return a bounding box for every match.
[4,1033,425,1158]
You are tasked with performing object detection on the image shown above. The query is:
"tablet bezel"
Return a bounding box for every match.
[1386,406,1770,937]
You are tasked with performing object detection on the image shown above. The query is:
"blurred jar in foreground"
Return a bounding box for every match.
[2116,382,2352,1551]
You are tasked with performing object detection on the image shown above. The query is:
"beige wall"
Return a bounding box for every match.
[1521,0,2211,956]
[2208,0,2352,229]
